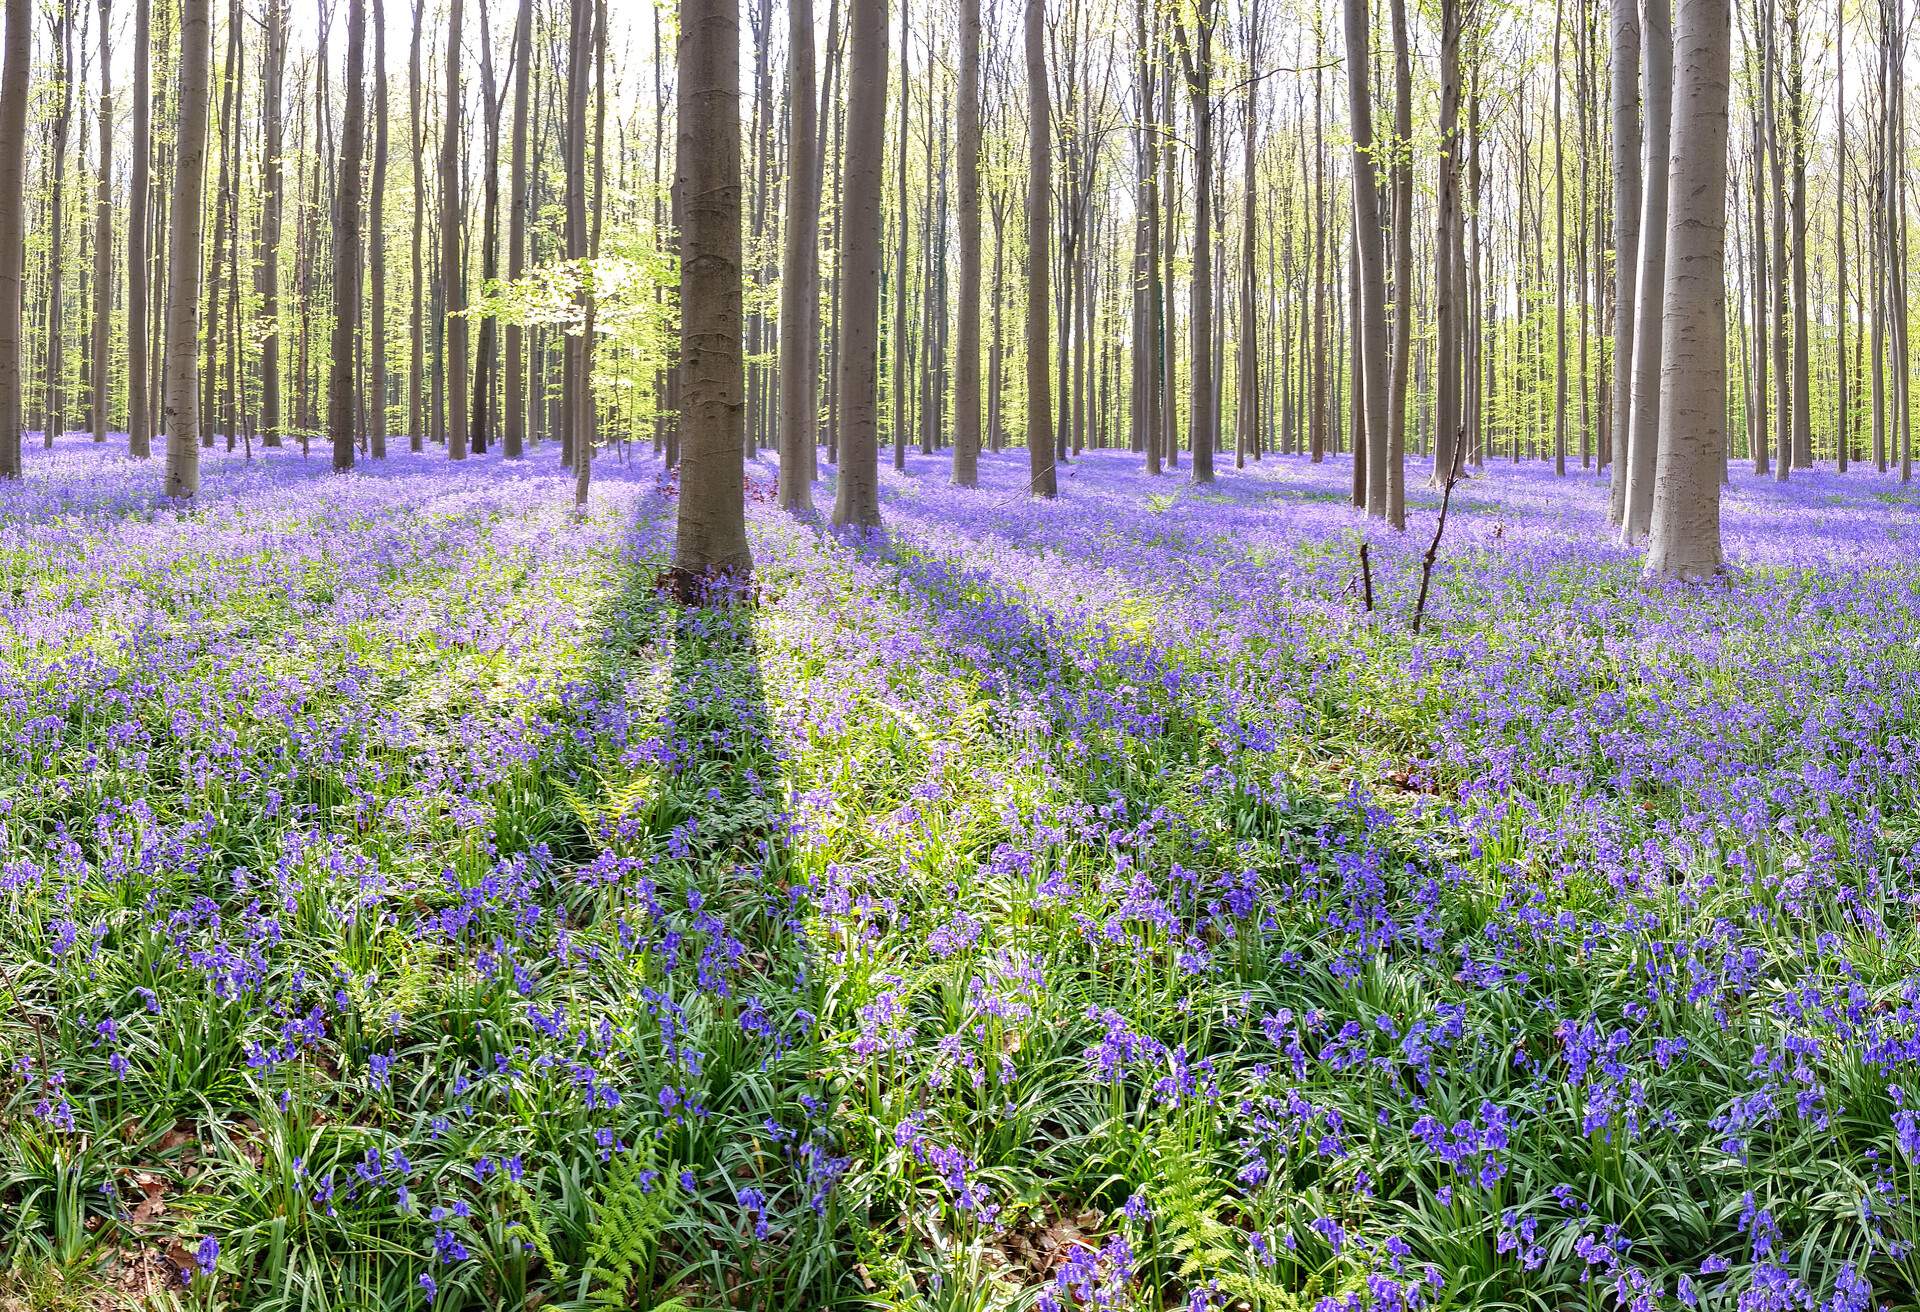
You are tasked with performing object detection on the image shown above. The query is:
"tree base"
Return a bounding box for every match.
[654,565,755,608]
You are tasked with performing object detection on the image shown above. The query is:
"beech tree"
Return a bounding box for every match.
[672,0,751,570]
[328,0,367,471]
[832,0,885,527]
[0,0,23,478]
[1644,0,1731,578]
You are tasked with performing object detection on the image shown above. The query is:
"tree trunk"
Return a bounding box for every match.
[1607,0,1640,519]
[779,0,819,506]
[1618,0,1671,543]
[45,2,74,448]
[671,0,750,562]
[891,0,909,472]
[368,0,388,457]
[165,0,212,497]
[1235,0,1260,472]
[1344,0,1390,520]
[1764,0,1789,479]
[1834,0,1847,469]
[832,0,886,525]
[1177,0,1216,483]
[1384,0,1410,520]
[1785,0,1809,468]
[1644,0,1729,579]
[1024,0,1056,496]
[951,0,982,486]
[408,0,424,450]
[89,0,110,442]
[504,0,530,458]
[0,0,25,475]
[329,0,366,470]
[125,0,150,458]
[1433,0,1464,482]
[442,0,467,459]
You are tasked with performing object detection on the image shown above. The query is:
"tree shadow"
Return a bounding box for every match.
[572,551,860,1309]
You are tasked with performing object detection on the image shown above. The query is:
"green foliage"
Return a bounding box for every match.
[579,1150,677,1309]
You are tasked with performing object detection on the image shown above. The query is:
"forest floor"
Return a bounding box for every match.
[4,434,1920,1311]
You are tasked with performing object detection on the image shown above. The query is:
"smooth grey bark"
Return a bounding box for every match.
[89,0,109,442]
[0,0,24,476]
[832,0,885,527]
[504,0,530,458]
[951,0,982,486]
[671,0,751,567]
[1174,0,1216,483]
[164,0,213,497]
[1644,0,1730,579]
[368,0,388,457]
[1024,0,1056,496]
[1607,0,1640,521]
[407,0,423,450]
[329,0,367,471]
[1618,0,1670,544]
[126,0,150,458]
[1343,0,1390,520]
[1432,0,1465,483]
[778,0,818,507]
[443,0,468,459]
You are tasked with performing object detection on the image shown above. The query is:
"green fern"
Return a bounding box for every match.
[1154,1134,1307,1312]
[580,1151,677,1308]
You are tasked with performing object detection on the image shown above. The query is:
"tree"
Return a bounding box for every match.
[407,0,424,450]
[368,0,388,458]
[329,0,367,471]
[1174,0,1217,484]
[0,0,24,477]
[671,0,751,572]
[1618,0,1671,544]
[44,0,74,447]
[443,0,468,460]
[165,0,213,497]
[565,0,590,503]
[1344,0,1390,521]
[126,0,150,459]
[778,0,818,508]
[89,0,110,444]
[832,0,886,527]
[1643,0,1729,578]
[1433,0,1468,483]
[1024,0,1056,497]
[951,0,982,487]
[503,0,530,459]
[1607,0,1640,522]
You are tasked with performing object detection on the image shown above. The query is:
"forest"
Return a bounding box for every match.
[1,0,1920,1305]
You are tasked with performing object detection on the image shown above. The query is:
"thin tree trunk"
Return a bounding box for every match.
[778,0,819,506]
[0,0,25,475]
[951,0,982,486]
[1607,0,1639,519]
[443,0,467,459]
[832,0,885,525]
[330,0,367,470]
[89,0,110,442]
[125,0,150,457]
[45,2,74,448]
[1175,0,1216,483]
[165,0,213,496]
[1025,0,1056,496]
[368,0,388,457]
[1619,0,1671,542]
[504,0,529,458]
[1344,0,1390,519]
